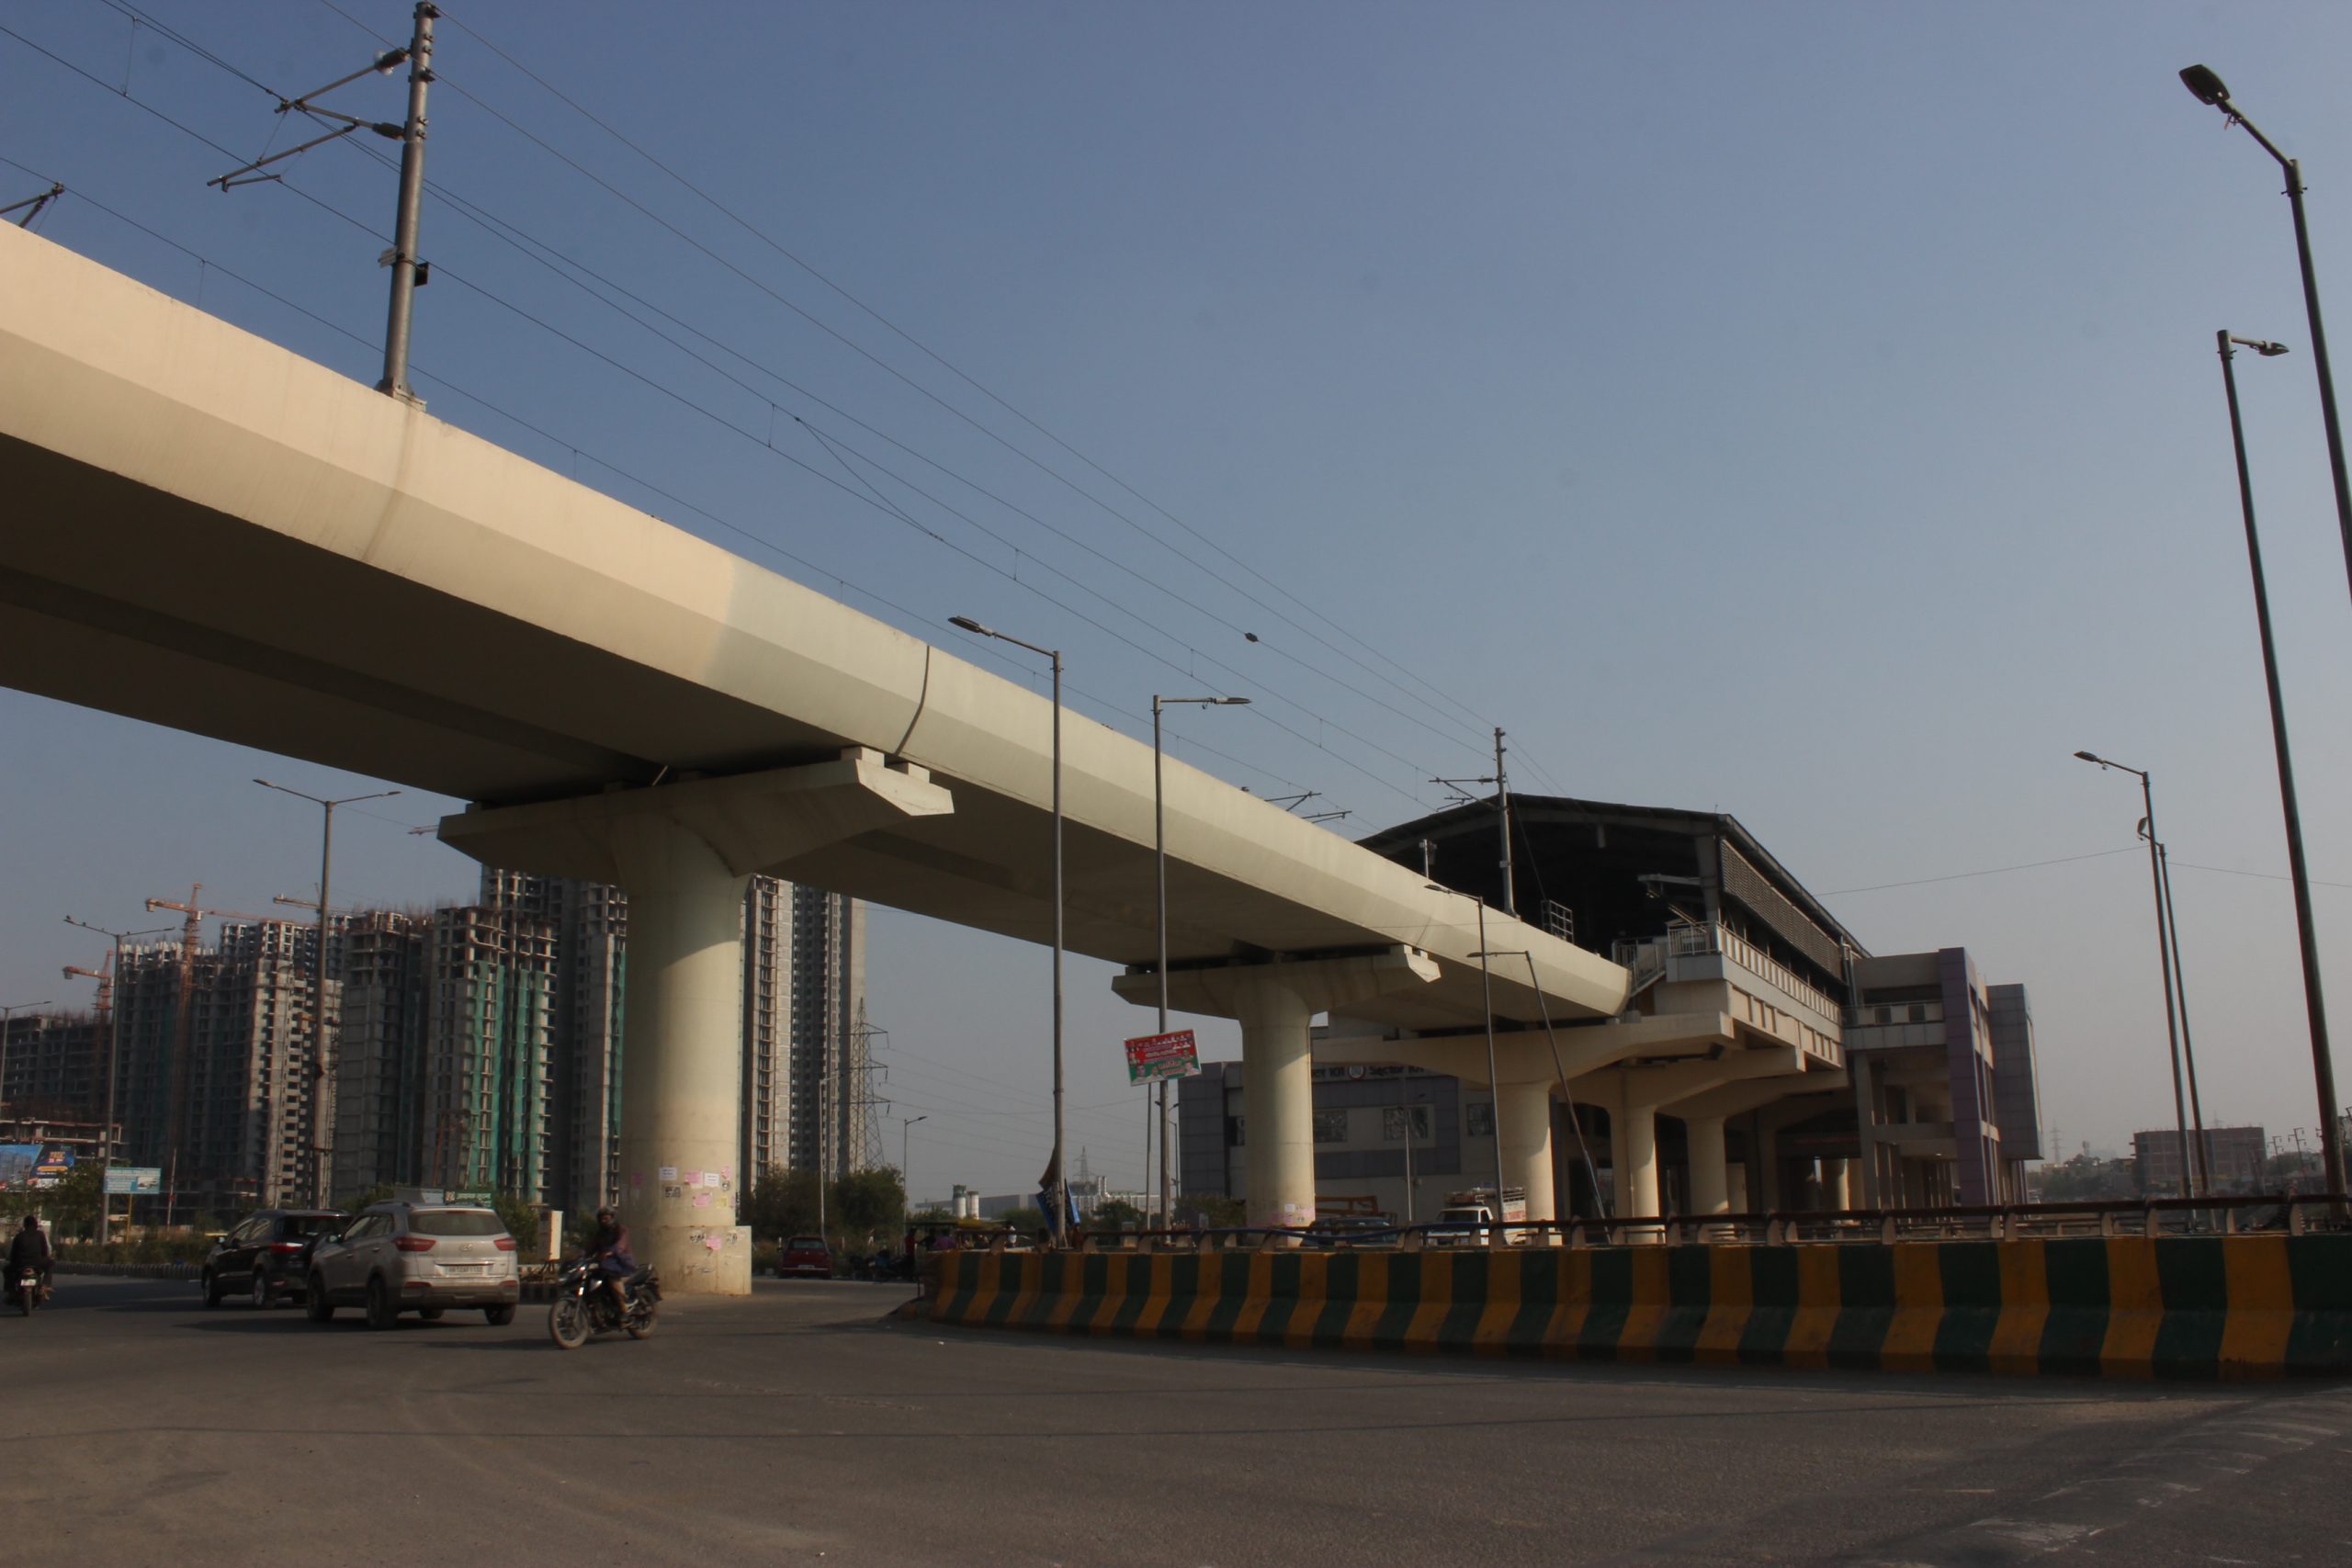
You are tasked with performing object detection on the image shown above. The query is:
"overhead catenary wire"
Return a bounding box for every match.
[0,145,1314,816]
[20,11,1542,827]
[0,31,1351,805]
[23,6,1458,817]
[409,4,1522,761]
[311,0,1520,762]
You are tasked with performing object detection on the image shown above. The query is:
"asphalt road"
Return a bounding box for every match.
[18,1275,2352,1566]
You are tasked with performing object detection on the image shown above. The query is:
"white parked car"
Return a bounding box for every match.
[306,1203,521,1329]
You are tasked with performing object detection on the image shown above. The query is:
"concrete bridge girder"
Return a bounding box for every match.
[438,750,955,1296]
[1112,948,1440,1229]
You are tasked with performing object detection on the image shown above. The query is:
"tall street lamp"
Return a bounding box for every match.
[0,998,53,1131]
[1427,882,1510,1236]
[255,779,400,1206]
[948,615,1067,1242]
[901,1113,927,1196]
[2180,66,2352,608]
[2213,329,2344,1202]
[63,918,170,1244]
[2074,751,2198,1196]
[1152,693,1250,1226]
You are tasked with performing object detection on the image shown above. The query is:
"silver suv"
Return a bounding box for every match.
[306,1203,521,1329]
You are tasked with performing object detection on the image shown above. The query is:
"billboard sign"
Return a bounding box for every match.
[0,1145,38,1188]
[1123,1029,1200,1085]
[105,1167,163,1196]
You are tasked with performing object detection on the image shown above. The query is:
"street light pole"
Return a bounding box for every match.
[949,616,1068,1242]
[901,1114,927,1196]
[1429,883,1509,1237]
[255,780,400,1207]
[2074,751,2196,1196]
[63,918,169,1244]
[1152,693,1250,1226]
[2213,329,2344,1202]
[2181,66,2352,610]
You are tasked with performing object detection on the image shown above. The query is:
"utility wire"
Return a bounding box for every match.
[22,9,1442,814]
[422,5,1512,759]
[18,14,1457,816]
[1824,846,2143,897]
[320,2,1506,761]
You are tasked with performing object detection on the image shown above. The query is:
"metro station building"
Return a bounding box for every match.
[1178,795,2043,1221]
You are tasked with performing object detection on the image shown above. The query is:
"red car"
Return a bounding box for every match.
[776,1235,833,1279]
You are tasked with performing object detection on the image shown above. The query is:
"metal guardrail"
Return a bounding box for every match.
[1007,1193,2347,1253]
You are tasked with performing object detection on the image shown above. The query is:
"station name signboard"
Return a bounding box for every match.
[105,1167,163,1196]
[1123,1029,1200,1085]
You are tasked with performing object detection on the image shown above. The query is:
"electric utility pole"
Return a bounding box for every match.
[209,3,438,403]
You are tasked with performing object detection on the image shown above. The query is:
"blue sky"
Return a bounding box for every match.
[5,1,2350,1197]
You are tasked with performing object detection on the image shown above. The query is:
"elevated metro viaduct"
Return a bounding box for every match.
[0,223,1788,1290]
[1223,795,2040,1223]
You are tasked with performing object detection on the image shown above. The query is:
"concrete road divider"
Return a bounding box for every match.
[928,1235,2352,1378]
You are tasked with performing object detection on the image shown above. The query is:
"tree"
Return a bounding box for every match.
[336,1182,396,1214]
[831,1168,906,1239]
[28,1160,102,1238]
[1175,1193,1246,1229]
[740,1168,822,1238]
[2035,1156,2136,1202]
[493,1193,541,1248]
[1091,1198,1145,1231]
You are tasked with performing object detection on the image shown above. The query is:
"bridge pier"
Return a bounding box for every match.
[1663,1077,1814,1215]
[1578,1050,1804,1222]
[1115,947,1439,1230]
[440,750,952,1294]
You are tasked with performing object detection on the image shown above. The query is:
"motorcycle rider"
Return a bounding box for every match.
[584,1206,636,1314]
[7,1214,51,1304]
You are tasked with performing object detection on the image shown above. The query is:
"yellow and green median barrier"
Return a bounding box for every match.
[928,1234,2352,1379]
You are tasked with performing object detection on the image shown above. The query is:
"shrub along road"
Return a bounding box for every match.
[17,1276,2352,1565]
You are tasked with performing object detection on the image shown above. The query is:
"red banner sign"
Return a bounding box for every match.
[1123,1029,1200,1084]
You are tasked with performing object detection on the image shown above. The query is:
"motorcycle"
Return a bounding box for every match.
[548,1258,660,1349]
[11,1268,47,1317]
[858,1250,910,1283]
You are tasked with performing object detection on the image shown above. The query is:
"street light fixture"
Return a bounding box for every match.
[2179,64,2352,609]
[1152,693,1250,1226]
[1428,882,1510,1236]
[62,918,171,1244]
[2213,329,2343,1203]
[254,778,400,1206]
[2074,750,2199,1196]
[948,615,1069,1243]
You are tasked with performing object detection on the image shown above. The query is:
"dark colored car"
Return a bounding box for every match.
[202,1209,346,1310]
[1303,1216,1396,1249]
[776,1235,833,1278]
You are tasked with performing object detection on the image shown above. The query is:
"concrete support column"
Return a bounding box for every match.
[1821,1156,1851,1211]
[1616,1088,1661,1219]
[1236,980,1317,1232]
[609,813,752,1295]
[437,750,954,1296]
[1752,1119,1780,1210]
[1496,1080,1558,1223]
[1117,946,1440,1233]
[1684,1114,1730,1214]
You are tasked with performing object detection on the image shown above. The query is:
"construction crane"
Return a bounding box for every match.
[142,886,295,1211]
[62,955,111,1122]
